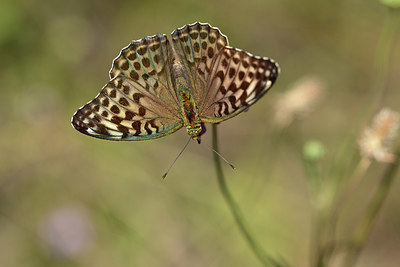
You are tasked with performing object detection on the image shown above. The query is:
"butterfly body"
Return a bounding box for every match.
[171,59,203,142]
[180,89,202,142]
[71,22,279,142]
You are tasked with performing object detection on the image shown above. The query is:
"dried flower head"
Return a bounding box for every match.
[358,108,400,163]
[273,75,325,127]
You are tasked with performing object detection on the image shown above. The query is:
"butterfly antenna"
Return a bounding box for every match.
[162,137,192,179]
[202,141,236,170]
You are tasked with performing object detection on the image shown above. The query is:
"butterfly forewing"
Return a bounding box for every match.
[171,22,228,107]
[109,34,179,110]
[200,47,279,123]
[72,33,188,141]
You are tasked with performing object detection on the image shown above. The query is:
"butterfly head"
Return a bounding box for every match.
[192,136,201,144]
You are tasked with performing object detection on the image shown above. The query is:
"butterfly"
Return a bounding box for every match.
[71,22,280,144]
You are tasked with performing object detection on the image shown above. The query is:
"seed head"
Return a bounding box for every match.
[273,75,325,127]
[358,108,400,162]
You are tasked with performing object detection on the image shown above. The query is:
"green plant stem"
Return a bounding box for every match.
[305,159,330,267]
[319,136,358,265]
[319,157,371,266]
[331,157,371,227]
[342,149,400,267]
[372,7,400,109]
[302,154,322,267]
[211,124,283,267]
[312,203,330,267]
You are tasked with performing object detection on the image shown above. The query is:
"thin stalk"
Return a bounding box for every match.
[312,204,330,267]
[320,157,371,265]
[211,124,284,267]
[308,165,331,267]
[332,157,372,225]
[373,7,400,109]
[302,152,324,267]
[318,138,358,265]
[342,148,400,267]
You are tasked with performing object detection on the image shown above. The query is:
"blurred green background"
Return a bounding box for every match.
[1,0,399,266]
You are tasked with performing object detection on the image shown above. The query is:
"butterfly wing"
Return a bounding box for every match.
[72,35,183,141]
[200,47,279,123]
[109,34,179,110]
[170,22,228,107]
[171,22,279,123]
[72,76,183,140]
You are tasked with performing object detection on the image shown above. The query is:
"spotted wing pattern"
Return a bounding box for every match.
[171,22,228,107]
[72,34,184,141]
[110,34,179,109]
[200,47,279,122]
[72,76,183,140]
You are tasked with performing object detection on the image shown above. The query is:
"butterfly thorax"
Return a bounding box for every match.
[172,60,202,143]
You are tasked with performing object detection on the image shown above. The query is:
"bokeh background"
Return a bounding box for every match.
[1,0,399,266]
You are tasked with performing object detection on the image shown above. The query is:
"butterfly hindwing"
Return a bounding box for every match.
[200,47,279,123]
[72,76,183,141]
